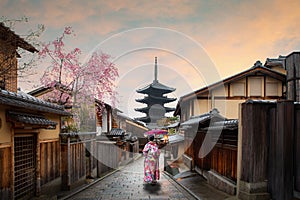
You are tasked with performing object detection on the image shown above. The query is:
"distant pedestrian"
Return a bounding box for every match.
[142,135,160,185]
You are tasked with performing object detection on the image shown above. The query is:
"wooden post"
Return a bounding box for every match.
[286,52,300,101]
[0,145,12,199]
[67,137,71,189]
[295,104,300,195]
[274,101,294,199]
[283,51,300,198]
[89,139,95,177]
[238,101,274,199]
[11,129,14,200]
[36,134,41,196]
[86,141,91,178]
[61,136,71,191]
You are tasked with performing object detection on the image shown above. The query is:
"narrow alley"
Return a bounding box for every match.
[62,155,197,200]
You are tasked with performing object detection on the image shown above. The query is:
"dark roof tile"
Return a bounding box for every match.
[0,89,70,115]
[7,111,57,126]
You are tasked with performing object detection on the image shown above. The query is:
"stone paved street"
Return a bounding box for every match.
[65,155,197,200]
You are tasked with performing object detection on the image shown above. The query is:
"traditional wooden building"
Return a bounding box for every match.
[180,108,238,194]
[29,86,116,135]
[174,60,286,120]
[174,59,286,195]
[0,23,37,92]
[0,90,70,199]
[0,22,71,200]
[30,85,145,183]
[115,111,148,152]
[30,83,147,145]
[237,52,300,199]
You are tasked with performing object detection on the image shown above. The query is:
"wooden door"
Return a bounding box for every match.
[14,134,36,200]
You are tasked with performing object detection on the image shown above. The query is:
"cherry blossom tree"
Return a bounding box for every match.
[38,26,118,131]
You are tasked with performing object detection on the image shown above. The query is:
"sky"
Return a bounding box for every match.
[1,0,300,119]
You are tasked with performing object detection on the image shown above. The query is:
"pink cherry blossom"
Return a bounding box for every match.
[38,27,119,130]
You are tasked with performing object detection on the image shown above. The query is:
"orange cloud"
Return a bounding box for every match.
[2,0,300,117]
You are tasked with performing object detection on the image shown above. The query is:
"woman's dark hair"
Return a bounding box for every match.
[149,135,155,141]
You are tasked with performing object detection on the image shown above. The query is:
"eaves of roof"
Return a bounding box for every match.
[0,89,70,116]
[205,119,239,131]
[180,108,225,127]
[107,128,126,136]
[6,111,57,126]
[27,86,52,96]
[0,22,38,53]
[28,82,73,97]
[179,65,286,103]
[136,80,176,94]
[168,134,184,144]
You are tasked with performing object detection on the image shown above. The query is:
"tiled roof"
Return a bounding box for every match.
[135,106,175,113]
[0,89,70,115]
[136,80,176,94]
[7,111,57,126]
[107,128,126,136]
[134,116,151,123]
[180,108,224,127]
[0,22,38,53]
[181,113,210,126]
[168,134,184,144]
[208,119,239,130]
[245,99,277,104]
[136,95,176,104]
[179,109,239,131]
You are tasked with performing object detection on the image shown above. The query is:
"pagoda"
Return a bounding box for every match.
[135,57,176,128]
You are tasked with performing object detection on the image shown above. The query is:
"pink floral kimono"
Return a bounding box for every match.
[143,141,160,183]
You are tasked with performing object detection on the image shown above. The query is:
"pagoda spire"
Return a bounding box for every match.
[135,57,177,128]
[154,57,158,83]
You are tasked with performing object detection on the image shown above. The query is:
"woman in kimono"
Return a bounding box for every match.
[143,135,160,185]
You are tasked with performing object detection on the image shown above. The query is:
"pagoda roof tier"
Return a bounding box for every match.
[135,106,175,114]
[136,80,175,95]
[135,116,151,123]
[136,95,176,104]
[135,116,165,123]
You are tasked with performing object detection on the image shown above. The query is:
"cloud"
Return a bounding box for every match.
[2,0,300,116]
[102,0,198,19]
[0,0,9,8]
[169,0,300,78]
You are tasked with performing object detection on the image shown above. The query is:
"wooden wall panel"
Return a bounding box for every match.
[210,145,237,181]
[0,146,12,198]
[295,105,300,192]
[96,141,119,175]
[193,128,238,181]
[40,141,60,186]
[240,102,274,183]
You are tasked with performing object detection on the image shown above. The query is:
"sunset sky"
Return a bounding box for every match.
[1,0,300,118]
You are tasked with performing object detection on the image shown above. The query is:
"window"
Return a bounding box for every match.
[266,82,278,96]
[249,77,262,96]
[232,82,245,96]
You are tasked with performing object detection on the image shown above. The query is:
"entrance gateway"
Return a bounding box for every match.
[14,134,36,199]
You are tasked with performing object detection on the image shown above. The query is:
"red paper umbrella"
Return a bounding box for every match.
[144,129,168,136]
